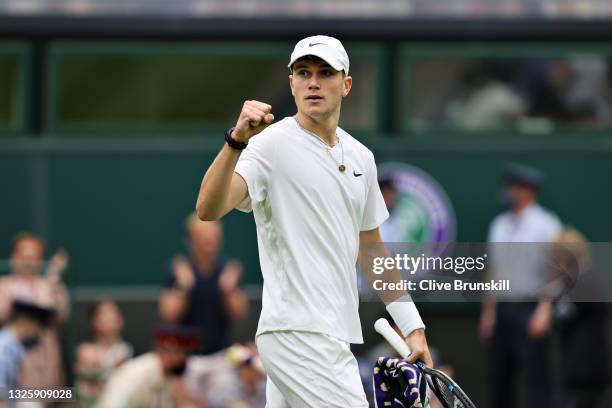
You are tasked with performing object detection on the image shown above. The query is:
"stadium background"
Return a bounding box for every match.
[2,0,612,405]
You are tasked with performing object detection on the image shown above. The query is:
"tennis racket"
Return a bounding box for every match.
[374,318,477,408]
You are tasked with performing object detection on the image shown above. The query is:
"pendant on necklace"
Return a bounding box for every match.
[339,164,346,172]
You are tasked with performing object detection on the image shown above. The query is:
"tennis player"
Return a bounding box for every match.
[196,35,432,407]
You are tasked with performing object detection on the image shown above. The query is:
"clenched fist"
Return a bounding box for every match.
[232,100,275,143]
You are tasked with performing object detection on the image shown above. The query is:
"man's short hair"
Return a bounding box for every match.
[378,177,395,192]
[10,231,46,255]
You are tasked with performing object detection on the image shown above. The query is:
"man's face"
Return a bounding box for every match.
[10,238,44,274]
[504,184,536,209]
[380,185,397,210]
[92,301,124,337]
[159,348,188,377]
[188,221,221,260]
[289,58,352,120]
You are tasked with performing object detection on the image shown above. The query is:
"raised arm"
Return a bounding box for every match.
[196,100,274,221]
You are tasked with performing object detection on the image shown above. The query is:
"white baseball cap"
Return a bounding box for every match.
[288,35,350,75]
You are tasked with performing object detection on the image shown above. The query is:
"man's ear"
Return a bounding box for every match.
[342,75,353,97]
[289,74,295,96]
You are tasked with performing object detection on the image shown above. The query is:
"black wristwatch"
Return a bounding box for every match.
[225,127,248,150]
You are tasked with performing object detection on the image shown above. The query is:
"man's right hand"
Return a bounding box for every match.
[173,256,195,291]
[478,302,496,341]
[232,100,274,143]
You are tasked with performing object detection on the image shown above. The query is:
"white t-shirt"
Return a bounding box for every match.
[235,117,389,344]
[488,203,562,300]
[98,353,173,408]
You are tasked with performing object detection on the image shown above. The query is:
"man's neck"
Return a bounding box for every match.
[512,200,535,215]
[95,333,119,347]
[295,112,339,145]
[192,254,215,276]
[14,270,38,281]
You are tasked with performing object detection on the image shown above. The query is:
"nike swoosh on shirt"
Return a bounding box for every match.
[353,171,363,177]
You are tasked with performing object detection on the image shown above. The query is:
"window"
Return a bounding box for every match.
[49,42,383,134]
[0,44,25,133]
[400,44,612,135]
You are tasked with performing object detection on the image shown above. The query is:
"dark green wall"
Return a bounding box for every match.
[2,139,611,286]
[372,144,612,242]
[1,146,258,285]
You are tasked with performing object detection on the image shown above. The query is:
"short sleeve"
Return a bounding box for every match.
[487,215,503,243]
[544,213,563,241]
[361,154,389,231]
[234,130,277,213]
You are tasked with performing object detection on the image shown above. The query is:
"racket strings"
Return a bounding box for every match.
[433,375,465,408]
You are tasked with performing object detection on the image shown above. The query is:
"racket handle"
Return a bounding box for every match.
[374,318,411,359]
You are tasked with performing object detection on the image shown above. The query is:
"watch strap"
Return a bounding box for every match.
[225,127,248,150]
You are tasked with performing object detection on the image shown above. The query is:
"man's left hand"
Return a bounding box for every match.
[528,301,552,338]
[46,249,69,285]
[404,328,434,367]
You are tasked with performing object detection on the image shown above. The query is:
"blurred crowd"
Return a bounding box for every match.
[2,0,612,18]
[1,164,612,407]
[416,56,612,131]
[0,216,263,408]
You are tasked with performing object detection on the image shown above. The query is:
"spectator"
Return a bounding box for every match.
[517,57,610,127]
[0,300,54,408]
[75,299,133,408]
[439,61,525,130]
[479,163,562,408]
[97,326,200,408]
[378,177,403,243]
[225,342,266,408]
[159,213,249,407]
[0,232,70,390]
[551,227,611,408]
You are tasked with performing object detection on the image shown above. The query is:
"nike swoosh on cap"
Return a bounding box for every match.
[309,42,324,47]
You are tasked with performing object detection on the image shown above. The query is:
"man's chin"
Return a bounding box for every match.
[11,261,42,274]
[301,106,329,120]
[14,267,41,275]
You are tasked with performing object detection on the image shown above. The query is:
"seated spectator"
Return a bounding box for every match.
[551,227,611,408]
[75,299,133,408]
[517,57,610,127]
[439,61,525,130]
[226,342,266,408]
[97,326,200,408]
[0,232,70,389]
[0,300,54,408]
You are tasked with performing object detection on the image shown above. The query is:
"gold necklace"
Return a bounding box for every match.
[294,116,346,172]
